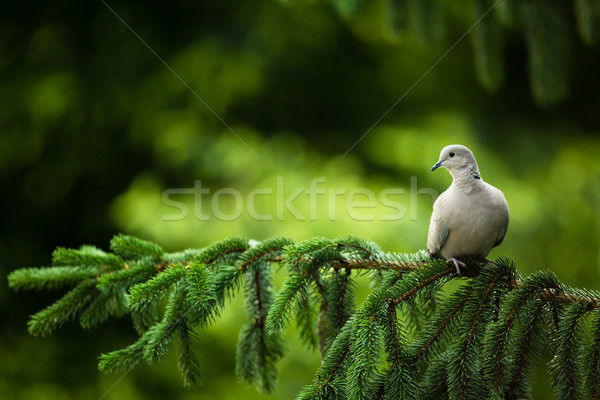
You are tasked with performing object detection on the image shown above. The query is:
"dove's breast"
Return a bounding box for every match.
[437,182,509,260]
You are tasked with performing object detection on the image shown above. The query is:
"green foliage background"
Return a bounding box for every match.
[2,0,600,398]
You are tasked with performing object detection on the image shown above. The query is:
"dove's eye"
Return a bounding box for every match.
[449,152,456,157]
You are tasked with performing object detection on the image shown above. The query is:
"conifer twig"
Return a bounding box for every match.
[9,234,600,398]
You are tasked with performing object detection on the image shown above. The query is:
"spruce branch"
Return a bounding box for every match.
[131,305,158,335]
[421,351,451,400]
[27,279,96,336]
[575,0,600,45]
[483,268,561,394]
[446,262,512,400]
[504,298,547,398]
[127,263,187,313]
[52,245,124,269]
[298,289,320,351]
[495,0,517,27]
[110,233,164,261]
[325,0,596,106]
[346,314,384,400]
[550,300,592,400]
[176,320,202,388]
[385,301,403,368]
[301,317,354,399]
[98,334,147,374]
[521,0,571,106]
[237,252,285,393]
[411,283,472,364]
[326,268,355,341]
[587,308,600,398]
[80,288,126,329]
[9,233,600,399]
[378,301,420,400]
[8,266,99,292]
[472,0,504,91]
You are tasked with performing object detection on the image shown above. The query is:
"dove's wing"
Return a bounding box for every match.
[493,204,509,248]
[427,196,449,256]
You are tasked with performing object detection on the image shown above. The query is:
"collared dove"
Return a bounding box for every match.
[427,144,509,273]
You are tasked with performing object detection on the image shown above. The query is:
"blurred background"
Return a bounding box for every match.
[2,0,600,398]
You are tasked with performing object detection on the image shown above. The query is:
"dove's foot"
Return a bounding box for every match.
[448,257,466,274]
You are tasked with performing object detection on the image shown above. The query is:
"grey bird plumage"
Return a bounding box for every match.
[427,145,509,273]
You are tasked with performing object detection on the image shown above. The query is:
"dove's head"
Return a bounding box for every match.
[431,145,480,180]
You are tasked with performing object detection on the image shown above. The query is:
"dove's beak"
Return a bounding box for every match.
[431,160,444,171]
